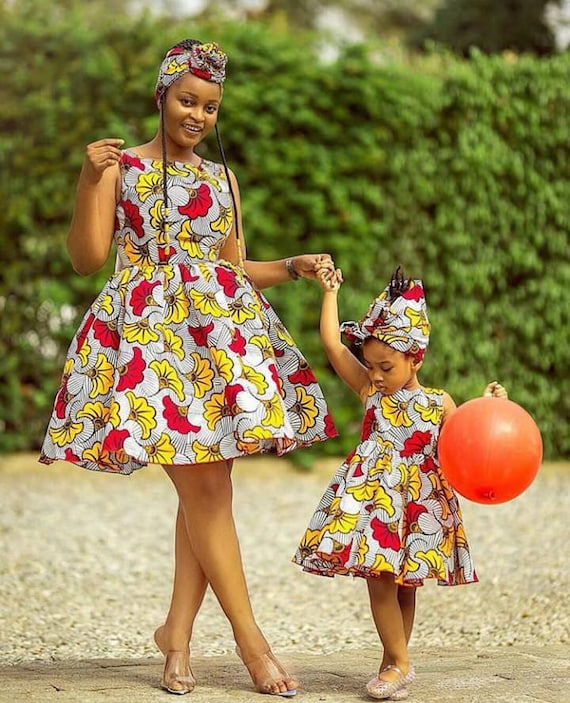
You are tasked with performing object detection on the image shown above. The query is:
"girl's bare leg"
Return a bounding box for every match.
[378,585,417,671]
[163,461,297,695]
[367,575,412,682]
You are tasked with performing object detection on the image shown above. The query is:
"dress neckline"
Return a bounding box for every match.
[123,149,205,170]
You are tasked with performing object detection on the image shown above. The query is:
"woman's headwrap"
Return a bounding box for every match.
[154,40,228,105]
[340,268,431,360]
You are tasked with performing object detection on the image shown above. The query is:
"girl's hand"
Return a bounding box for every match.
[80,138,125,185]
[317,266,343,291]
[483,381,508,399]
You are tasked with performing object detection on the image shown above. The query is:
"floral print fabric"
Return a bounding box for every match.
[40,152,336,474]
[293,386,477,586]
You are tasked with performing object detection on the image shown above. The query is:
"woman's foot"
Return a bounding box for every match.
[154,625,196,695]
[236,645,298,697]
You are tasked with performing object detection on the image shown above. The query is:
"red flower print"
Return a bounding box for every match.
[123,200,144,238]
[225,383,245,412]
[122,152,145,171]
[159,245,176,263]
[361,406,377,440]
[216,267,239,296]
[403,283,424,301]
[371,517,401,551]
[116,346,145,391]
[64,448,80,462]
[102,429,130,452]
[93,318,120,349]
[229,329,246,355]
[268,362,282,393]
[401,430,432,458]
[178,183,212,219]
[192,68,212,81]
[420,454,438,473]
[352,463,364,478]
[55,380,70,419]
[163,396,201,433]
[188,321,214,347]
[324,412,337,438]
[181,266,199,283]
[288,360,317,386]
[406,502,427,530]
[129,280,160,315]
[76,313,95,354]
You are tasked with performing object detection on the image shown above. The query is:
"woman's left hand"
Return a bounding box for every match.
[293,254,335,281]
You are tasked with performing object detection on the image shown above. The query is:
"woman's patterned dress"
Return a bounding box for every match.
[40,152,336,474]
[293,385,477,586]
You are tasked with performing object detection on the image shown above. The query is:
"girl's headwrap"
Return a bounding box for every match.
[154,39,228,105]
[340,267,431,360]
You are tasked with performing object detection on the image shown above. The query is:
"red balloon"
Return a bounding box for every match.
[438,397,542,504]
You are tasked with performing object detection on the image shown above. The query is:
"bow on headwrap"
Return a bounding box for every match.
[340,268,431,360]
[154,39,228,105]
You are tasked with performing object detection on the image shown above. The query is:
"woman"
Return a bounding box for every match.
[40,39,337,697]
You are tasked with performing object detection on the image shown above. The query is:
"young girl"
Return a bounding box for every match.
[293,266,508,700]
[39,39,338,697]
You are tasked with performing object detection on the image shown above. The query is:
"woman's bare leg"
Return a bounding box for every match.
[163,461,297,695]
[367,575,411,682]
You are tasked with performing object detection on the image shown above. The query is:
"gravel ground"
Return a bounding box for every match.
[0,453,568,665]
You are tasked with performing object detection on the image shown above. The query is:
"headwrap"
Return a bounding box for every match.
[154,40,228,105]
[340,268,431,360]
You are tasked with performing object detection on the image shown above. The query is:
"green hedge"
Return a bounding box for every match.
[1,3,568,460]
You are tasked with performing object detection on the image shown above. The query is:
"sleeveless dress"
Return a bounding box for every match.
[39,151,336,474]
[293,385,477,586]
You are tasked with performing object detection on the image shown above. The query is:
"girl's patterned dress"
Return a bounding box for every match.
[40,152,336,474]
[293,385,477,586]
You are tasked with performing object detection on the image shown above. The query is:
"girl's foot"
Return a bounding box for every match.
[366,664,415,700]
[154,625,196,695]
[236,645,298,697]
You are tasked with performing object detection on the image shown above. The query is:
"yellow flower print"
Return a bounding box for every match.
[179,221,205,259]
[403,554,421,573]
[438,525,454,557]
[99,294,114,315]
[123,318,160,345]
[82,442,102,464]
[416,550,446,579]
[126,391,156,439]
[229,297,257,324]
[164,58,189,76]
[149,359,185,402]
[77,401,115,430]
[250,335,274,360]
[135,171,163,203]
[242,425,275,443]
[189,288,228,317]
[210,348,234,384]
[145,433,176,464]
[372,485,396,517]
[261,393,285,428]
[371,553,394,573]
[325,497,359,534]
[165,284,190,324]
[62,358,74,376]
[346,479,379,502]
[405,305,430,337]
[399,462,421,500]
[356,535,369,566]
[49,420,84,447]
[298,528,324,559]
[192,440,224,463]
[123,234,154,269]
[77,338,91,367]
[203,391,228,431]
[109,399,121,427]
[87,353,115,398]
[149,200,168,245]
[242,364,268,395]
[380,395,413,428]
[116,268,132,305]
[211,204,233,234]
[185,352,215,398]
[293,386,318,434]
[414,397,442,425]
[156,324,185,360]
[274,322,294,346]
[368,452,393,478]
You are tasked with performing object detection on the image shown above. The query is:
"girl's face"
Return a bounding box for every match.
[362,339,420,395]
[162,73,222,157]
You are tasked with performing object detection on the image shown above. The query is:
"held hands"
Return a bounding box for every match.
[483,381,508,399]
[315,260,343,292]
[289,254,335,281]
[80,138,125,185]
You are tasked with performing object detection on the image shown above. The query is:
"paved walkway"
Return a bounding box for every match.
[0,645,568,702]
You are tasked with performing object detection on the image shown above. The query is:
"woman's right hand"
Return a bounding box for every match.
[80,138,124,185]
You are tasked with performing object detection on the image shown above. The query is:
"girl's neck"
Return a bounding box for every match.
[137,137,201,166]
